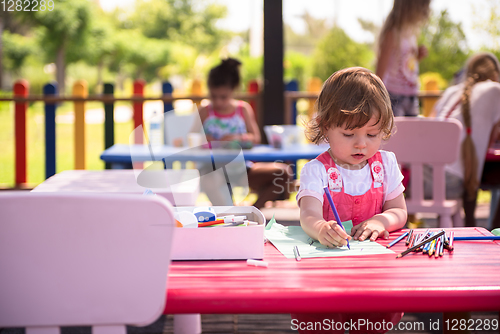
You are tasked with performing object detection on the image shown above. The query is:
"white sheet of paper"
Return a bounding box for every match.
[264,220,395,259]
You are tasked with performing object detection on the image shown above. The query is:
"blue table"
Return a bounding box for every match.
[100,144,329,169]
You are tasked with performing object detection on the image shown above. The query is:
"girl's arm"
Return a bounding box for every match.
[375,29,395,80]
[240,101,261,144]
[299,196,351,247]
[190,106,216,142]
[351,193,407,241]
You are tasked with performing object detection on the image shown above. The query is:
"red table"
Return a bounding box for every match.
[164,227,500,314]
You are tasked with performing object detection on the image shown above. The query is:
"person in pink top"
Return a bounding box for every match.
[376,0,431,117]
[195,58,294,208]
[292,67,407,333]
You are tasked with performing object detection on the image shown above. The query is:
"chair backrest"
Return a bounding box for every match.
[164,112,199,146]
[0,192,175,332]
[382,117,462,163]
[381,117,463,204]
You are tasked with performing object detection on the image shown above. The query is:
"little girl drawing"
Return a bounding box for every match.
[293,67,407,333]
[196,58,293,208]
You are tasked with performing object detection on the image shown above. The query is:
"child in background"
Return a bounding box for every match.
[376,0,431,117]
[196,58,293,209]
[432,52,500,227]
[293,67,407,333]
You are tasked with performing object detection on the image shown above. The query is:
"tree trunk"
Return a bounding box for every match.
[56,44,66,95]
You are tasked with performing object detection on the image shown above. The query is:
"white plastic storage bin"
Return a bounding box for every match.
[171,206,266,260]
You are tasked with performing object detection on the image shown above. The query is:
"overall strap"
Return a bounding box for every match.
[317,151,343,191]
[367,151,384,184]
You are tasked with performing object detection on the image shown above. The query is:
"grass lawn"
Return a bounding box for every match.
[0,101,134,188]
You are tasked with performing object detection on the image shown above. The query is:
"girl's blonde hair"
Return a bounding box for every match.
[306,67,394,144]
[378,0,430,50]
[460,52,500,199]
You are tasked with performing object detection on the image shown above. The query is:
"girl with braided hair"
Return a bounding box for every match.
[432,52,500,226]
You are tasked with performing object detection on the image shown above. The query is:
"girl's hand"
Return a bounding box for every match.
[351,219,390,242]
[317,220,352,248]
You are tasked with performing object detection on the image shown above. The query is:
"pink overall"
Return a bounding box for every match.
[291,151,403,334]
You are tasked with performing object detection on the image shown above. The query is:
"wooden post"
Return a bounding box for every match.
[422,79,440,117]
[14,80,29,186]
[162,81,174,113]
[43,82,57,179]
[104,83,114,169]
[133,79,146,144]
[73,80,88,170]
[307,77,322,119]
[285,79,298,125]
[263,0,284,126]
[191,79,202,109]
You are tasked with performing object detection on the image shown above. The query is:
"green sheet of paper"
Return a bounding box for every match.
[264,221,395,259]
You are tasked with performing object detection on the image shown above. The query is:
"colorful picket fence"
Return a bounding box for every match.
[2,78,440,188]
[4,79,264,187]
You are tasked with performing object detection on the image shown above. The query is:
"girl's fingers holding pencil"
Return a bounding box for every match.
[330,223,351,247]
[317,221,351,247]
[330,221,350,240]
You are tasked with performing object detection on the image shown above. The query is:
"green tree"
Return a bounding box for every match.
[472,0,500,61]
[419,10,470,83]
[15,0,94,94]
[123,0,228,54]
[284,51,312,90]
[2,31,35,74]
[0,11,34,88]
[107,29,172,83]
[285,11,330,55]
[312,26,374,81]
[83,11,116,91]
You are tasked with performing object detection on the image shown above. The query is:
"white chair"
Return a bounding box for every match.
[164,111,205,147]
[382,117,463,228]
[0,192,176,334]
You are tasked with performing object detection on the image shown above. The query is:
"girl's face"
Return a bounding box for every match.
[326,116,383,169]
[209,86,234,112]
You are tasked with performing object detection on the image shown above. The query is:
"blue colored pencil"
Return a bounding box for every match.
[386,231,409,248]
[453,236,500,240]
[323,186,350,250]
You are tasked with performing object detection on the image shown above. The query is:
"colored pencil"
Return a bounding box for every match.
[323,186,350,250]
[396,230,445,258]
[439,236,444,256]
[406,229,413,245]
[293,245,301,262]
[423,232,434,254]
[442,229,449,246]
[453,236,500,241]
[434,238,440,258]
[448,231,454,251]
[408,233,416,248]
[411,233,420,248]
[387,231,409,248]
[428,239,436,256]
